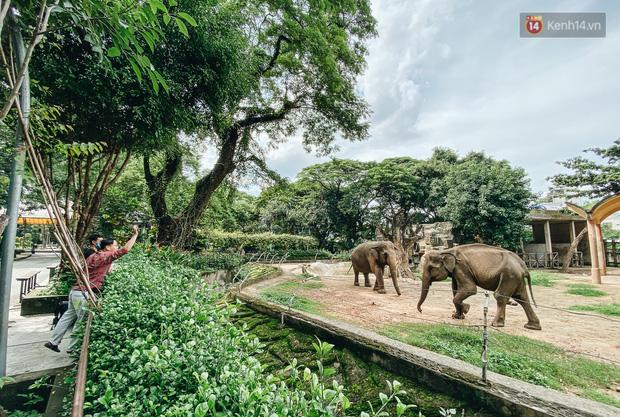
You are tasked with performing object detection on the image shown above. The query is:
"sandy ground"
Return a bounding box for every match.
[243,262,620,365]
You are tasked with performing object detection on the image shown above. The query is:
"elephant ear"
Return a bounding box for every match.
[441,253,457,272]
[371,245,386,260]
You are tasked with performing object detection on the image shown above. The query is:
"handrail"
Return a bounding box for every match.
[71,311,93,417]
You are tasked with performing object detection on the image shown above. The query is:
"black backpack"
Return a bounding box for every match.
[51,300,69,330]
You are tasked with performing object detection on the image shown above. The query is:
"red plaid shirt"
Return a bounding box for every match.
[73,248,128,292]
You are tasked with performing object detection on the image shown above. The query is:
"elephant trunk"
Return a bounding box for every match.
[388,258,401,296]
[417,274,430,312]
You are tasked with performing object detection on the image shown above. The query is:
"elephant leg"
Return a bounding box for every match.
[375,266,386,294]
[354,269,360,286]
[492,273,513,327]
[452,282,476,319]
[513,289,542,330]
[364,273,372,287]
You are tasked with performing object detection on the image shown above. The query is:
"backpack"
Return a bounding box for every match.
[51,300,69,330]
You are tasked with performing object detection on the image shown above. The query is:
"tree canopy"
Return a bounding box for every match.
[551,139,620,198]
[252,149,531,251]
[143,0,377,246]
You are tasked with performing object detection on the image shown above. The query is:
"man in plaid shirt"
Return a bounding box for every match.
[44,225,139,353]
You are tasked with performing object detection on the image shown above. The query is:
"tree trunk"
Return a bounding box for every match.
[144,103,295,248]
[560,227,587,272]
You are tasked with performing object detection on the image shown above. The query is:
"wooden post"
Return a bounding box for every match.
[544,221,553,267]
[595,223,607,276]
[587,220,601,284]
[612,239,618,267]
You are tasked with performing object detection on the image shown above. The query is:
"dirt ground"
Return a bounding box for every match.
[243,262,620,364]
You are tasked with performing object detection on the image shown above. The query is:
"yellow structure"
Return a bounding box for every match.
[567,194,620,284]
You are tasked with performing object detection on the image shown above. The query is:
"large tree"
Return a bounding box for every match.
[144,0,377,247]
[28,0,241,244]
[438,152,531,250]
[551,139,620,198]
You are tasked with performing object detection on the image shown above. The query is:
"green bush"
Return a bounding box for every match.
[198,230,319,252]
[80,249,415,416]
[147,246,246,273]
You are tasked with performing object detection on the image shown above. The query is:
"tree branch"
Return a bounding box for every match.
[0,2,53,120]
[260,35,290,74]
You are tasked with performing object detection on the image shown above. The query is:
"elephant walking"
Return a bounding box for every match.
[351,241,401,295]
[417,243,541,330]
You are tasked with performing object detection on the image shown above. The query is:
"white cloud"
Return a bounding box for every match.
[245,0,620,194]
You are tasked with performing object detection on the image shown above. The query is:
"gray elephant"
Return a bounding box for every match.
[351,241,401,295]
[417,243,541,330]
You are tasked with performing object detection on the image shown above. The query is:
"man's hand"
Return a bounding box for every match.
[131,225,139,235]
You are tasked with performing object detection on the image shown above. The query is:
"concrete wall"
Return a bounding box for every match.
[237,294,619,417]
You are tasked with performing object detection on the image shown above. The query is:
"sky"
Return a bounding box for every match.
[225,0,620,195]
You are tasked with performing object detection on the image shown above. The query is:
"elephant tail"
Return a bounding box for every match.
[525,271,537,308]
[348,263,353,274]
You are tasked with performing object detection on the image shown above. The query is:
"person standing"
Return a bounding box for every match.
[44,225,139,353]
[83,233,103,258]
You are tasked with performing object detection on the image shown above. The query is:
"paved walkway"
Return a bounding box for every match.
[6,253,74,377]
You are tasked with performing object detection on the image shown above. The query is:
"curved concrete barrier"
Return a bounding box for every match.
[236,292,619,417]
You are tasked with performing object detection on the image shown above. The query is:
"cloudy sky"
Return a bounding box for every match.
[246,0,619,194]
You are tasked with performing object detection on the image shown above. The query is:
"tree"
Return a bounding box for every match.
[560,227,587,272]
[438,152,531,250]
[145,0,377,247]
[295,160,374,250]
[27,0,223,244]
[551,139,620,198]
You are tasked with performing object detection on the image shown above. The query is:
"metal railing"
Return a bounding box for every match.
[519,251,583,269]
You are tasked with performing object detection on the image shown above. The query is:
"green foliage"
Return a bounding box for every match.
[382,323,620,407]
[551,139,620,198]
[145,246,246,273]
[79,248,414,416]
[569,303,620,316]
[601,223,620,239]
[438,152,531,250]
[566,284,608,297]
[16,0,191,92]
[199,230,318,252]
[256,149,531,251]
[140,0,378,245]
[6,411,42,417]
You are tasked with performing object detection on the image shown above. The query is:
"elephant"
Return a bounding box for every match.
[351,241,401,295]
[416,243,541,330]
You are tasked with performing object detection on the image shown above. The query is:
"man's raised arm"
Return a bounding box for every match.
[124,225,139,252]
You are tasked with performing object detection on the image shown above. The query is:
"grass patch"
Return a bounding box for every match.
[529,270,562,287]
[259,279,324,313]
[381,323,620,407]
[566,284,608,297]
[569,303,620,316]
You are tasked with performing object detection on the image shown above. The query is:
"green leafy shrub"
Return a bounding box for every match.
[197,230,319,252]
[147,246,246,273]
[79,249,414,416]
